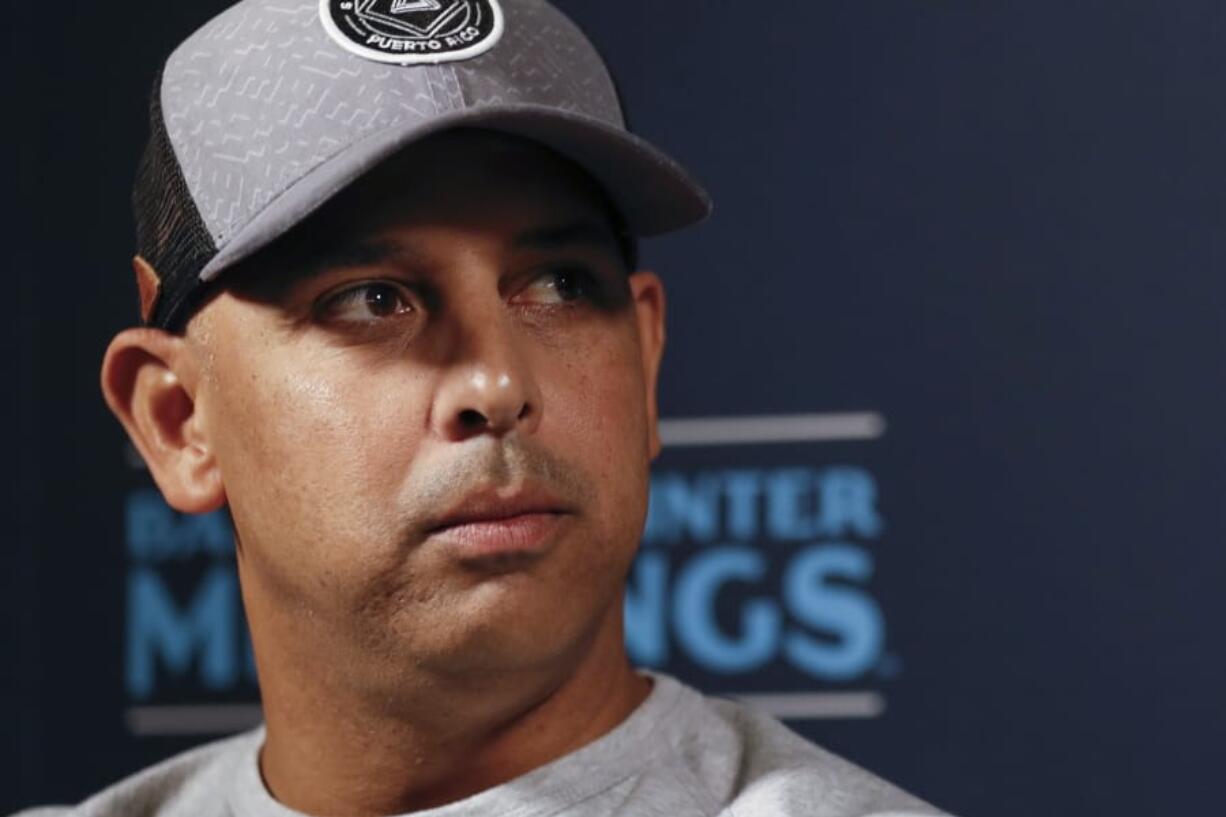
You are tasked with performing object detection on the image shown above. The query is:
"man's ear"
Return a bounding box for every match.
[628,271,667,460]
[100,328,225,514]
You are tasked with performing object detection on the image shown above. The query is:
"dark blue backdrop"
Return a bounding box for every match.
[5,2,1225,816]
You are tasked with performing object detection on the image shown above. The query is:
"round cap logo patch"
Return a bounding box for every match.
[321,0,504,65]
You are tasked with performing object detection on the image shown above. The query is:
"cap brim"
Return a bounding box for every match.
[199,104,712,282]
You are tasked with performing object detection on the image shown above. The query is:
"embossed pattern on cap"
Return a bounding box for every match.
[161,0,624,251]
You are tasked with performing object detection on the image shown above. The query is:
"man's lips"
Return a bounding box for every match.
[429,513,566,561]
[428,490,571,531]
[426,490,572,562]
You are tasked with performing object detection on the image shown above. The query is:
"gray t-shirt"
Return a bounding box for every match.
[13,674,950,817]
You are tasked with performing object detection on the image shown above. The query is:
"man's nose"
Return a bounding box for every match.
[431,311,543,442]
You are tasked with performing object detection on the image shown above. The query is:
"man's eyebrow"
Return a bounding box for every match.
[231,239,424,301]
[301,240,415,274]
[512,220,626,255]
[249,221,630,298]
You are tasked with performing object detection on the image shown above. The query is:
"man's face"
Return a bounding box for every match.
[184,132,664,692]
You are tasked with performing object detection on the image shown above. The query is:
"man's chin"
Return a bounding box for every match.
[381,594,610,678]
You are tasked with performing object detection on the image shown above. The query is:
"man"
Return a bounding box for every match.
[16,1,950,815]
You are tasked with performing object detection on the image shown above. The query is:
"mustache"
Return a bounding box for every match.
[406,436,594,533]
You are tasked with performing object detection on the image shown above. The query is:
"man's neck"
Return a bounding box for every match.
[255,606,651,817]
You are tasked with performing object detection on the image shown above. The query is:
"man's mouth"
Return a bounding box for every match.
[426,488,572,564]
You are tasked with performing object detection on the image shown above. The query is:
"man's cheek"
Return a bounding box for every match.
[563,337,646,412]
[238,366,374,468]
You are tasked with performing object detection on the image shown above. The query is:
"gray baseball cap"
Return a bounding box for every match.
[133,0,712,329]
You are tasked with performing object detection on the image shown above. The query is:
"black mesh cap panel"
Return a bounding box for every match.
[131,68,218,332]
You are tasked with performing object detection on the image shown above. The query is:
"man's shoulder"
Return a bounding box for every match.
[656,678,950,816]
[8,729,259,817]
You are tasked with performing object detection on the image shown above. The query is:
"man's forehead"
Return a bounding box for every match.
[277,218,628,286]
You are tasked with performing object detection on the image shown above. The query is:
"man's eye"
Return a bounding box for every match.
[316,281,414,324]
[518,267,597,305]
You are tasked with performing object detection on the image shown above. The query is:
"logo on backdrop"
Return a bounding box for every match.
[625,464,890,686]
[321,0,504,64]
